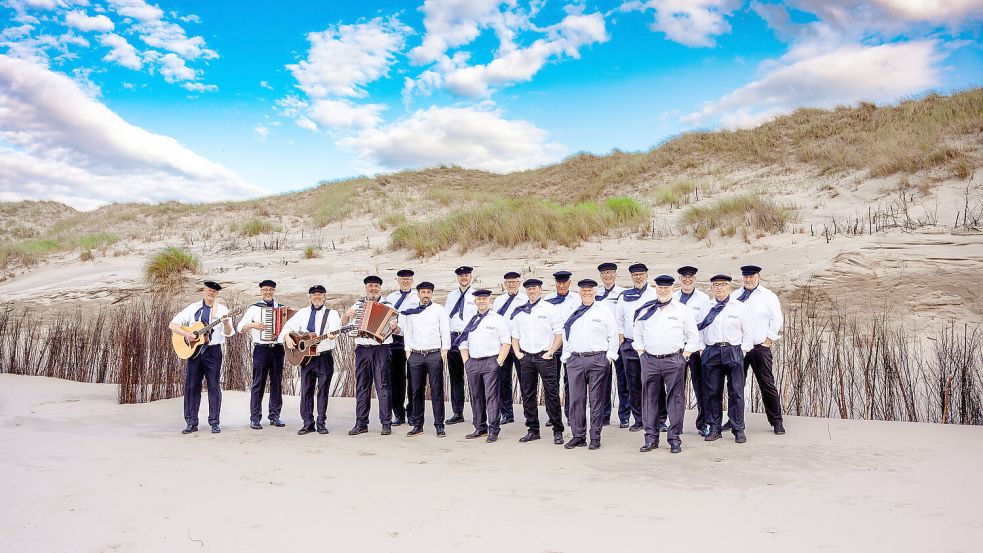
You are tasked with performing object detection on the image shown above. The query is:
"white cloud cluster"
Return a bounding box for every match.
[64,10,114,33]
[0,55,259,210]
[619,0,741,47]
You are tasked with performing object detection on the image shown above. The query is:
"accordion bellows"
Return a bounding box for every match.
[260,306,295,341]
[355,300,398,343]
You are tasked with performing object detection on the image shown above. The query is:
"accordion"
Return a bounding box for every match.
[351,300,398,343]
[259,306,295,342]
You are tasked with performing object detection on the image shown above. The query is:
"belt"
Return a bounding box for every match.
[413,348,441,355]
[470,355,496,361]
[520,350,546,356]
[646,350,682,359]
[710,342,733,347]
[356,343,389,349]
[255,343,283,348]
[570,351,605,357]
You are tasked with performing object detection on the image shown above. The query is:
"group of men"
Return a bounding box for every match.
[169,262,785,453]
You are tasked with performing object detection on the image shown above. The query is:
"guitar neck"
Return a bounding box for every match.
[308,324,356,347]
[196,307,241,335]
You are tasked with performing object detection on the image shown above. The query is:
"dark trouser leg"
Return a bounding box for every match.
[202,347,222,426]
[466,359,487,432]
[389,345,407,422]
[183,356,205,426]
[701,348,726,433]
[538,355,564,433]
[688,352,705,430]
[557,350,568,420]
[426,354,446,428]
[482,359,502,436]
[566,356,588,439]
[354,347,374,428]
[727,347,747,431]
[602,359,613,422]
[657,379,668,427]
[372,345,393,426]
[269,346,284,420]
[663,354,686,446]
[518,355,541,430]
[299,362,317,427]
[621,341,643,423]
[314,353,334,426]
[614,353,630,424]
[639,353,661,445]
[408,352,426,428]
[745,345,782,425]
[249,346,270,423]
[586,356,608,442]
[498,351,517,420]
[447,345,465,417]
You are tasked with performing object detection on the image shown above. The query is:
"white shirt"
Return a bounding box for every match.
[446,286,478,333]
[385,289,420,312]
[544,291,580,320]
[673,288,712,322]
[492,291,528,328]
[171,301,235,346]
[237,301,286,344]
[510,299,563,353]
[616,285,657,340]
[696,298,753,353]
[632,299,701,355]
[348,298,396,346]
[730,285,783,345]
[460,311,512,358]
[279,305,341,353]
[560,302,619,363]
[595,283,625,316]
[398,302,451,351]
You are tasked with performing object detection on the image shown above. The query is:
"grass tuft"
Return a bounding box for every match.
[145,247,200,283]
[237,218,281,237]
[303,245,321,259]
[650,180,697,206]
[679,193,796,239]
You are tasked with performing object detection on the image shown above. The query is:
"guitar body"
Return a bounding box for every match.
[172,321,211,360]
[285,332,319,367]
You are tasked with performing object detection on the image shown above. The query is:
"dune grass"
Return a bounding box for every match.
[0,233,118,268]
[237,218,281,237]
[303,245,321,259]
[679,193,796,240]
[650,179,697,206]
[144,247,200,283]
[389,196,649,257]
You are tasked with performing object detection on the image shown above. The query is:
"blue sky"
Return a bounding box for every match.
[0,0,981,209]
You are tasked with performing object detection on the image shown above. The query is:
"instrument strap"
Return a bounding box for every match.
[320,306,330,336]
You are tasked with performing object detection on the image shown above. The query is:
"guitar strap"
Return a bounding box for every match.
[317,307,330,353]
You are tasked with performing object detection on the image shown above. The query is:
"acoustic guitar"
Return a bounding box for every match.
[171,305,245,360]
[285,325,356,367]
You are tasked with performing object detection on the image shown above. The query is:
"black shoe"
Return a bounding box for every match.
[465,430,488,439]
[553,431,565,445]
[698,425,709,437]
[564,437,586,449]
[436,427,446,437]
[519,431,541,443]
[704,432,721,441]
[407,426,424,436]
[486,434,498,443]
[446,415,465,425]
[734,430,747,443]
[670,443,682,454]
[659,422,669,432]
[250,421,263,430]
[181,424,198,434]
[602,420,611,426]
[381,426,392,436]
[545,420,555,429]
[629,423,643,432]
[392,419,405,427]
[588,440,601,450]
[269,419,286,427]
[774,423,786,435]
[210,424,221,434]
[298,425,315,435]
[640,442,658,452]
[317,424,329,435]
[348,426,368,436]
[722,421,733,431]
[619,421,630,429]
[500,417,515,425]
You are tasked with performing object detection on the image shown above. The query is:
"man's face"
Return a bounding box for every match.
[203,288,218,303]
[743,274,759,290]
[712,281,731,301]
[556,280,571,295]
[600,270,616,287]
[260,286,275,302]
[418,289,433,304]
[504,278,520,294]
[457,273,473,287]
[680,275,696,292]
[397,276,414,292]
[630,271,647,288]
[310,292,325,307]
[656,284,673,301]
[579,286,596,304]
[475,295,491,311]
[526,286,542,302]
[365,283,382,300]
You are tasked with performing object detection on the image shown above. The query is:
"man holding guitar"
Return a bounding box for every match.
[169,280,236,435]
[280,285,341,436]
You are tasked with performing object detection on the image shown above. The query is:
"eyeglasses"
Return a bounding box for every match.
[711,282,730,287]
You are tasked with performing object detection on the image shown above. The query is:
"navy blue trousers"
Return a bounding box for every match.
[184,345,222,426]
[355,344,392,428]
[299,352,334,427]
[703,345,746,433]
[498,350,518,420]
[250,344,284,423]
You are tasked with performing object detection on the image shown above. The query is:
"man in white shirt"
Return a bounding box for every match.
[169,280,235,435]
[280,285,341,435]
[492,271,527,425]
[399,281,451,437]
[672,266,713,436]
[458,290,513,443]
[511,278,564,445]
[633,275,701,454]
[562,279,619,450]
[445,266,477,424]
[616,263,664,431]
[596,262,627,427]
[342,275,400,436]
[237,279,288,430]
[545,270,577,423]
[386,269,419,427]
[698,274,753,443]
[732,265,786,435]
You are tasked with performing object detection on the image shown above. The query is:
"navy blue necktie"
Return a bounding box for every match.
[497,294,518,316]
[307,305,323,333]
[621,285,647,303]
[194,301,214,340]
[511,299,539,320]
[453,311,487,348]
[401,302,431,316]
[635,298,671,321]
[698,298,729,330]
[563,304,591,339]
[450,288,469,320]
[596,287,616,301]
[546,293,568,305]
[737,287,756,302]
[679,291,693,305]
[394,290,410,310]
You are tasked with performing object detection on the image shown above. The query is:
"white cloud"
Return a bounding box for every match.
[108,0,217,60]
[872,0,983,23]
[181,81,216,93]
[307,99,385,130]
[0,54,260,210]
[99,33,142,70]
[157,52,194,82]
[340,104,566,173]
[682,40,944,128]
[620,0,740,47]
[108,0,162,23]
[409,0,506,65]
[253,123,269,140]
[64,10,115,33]
[259,80,272,90]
